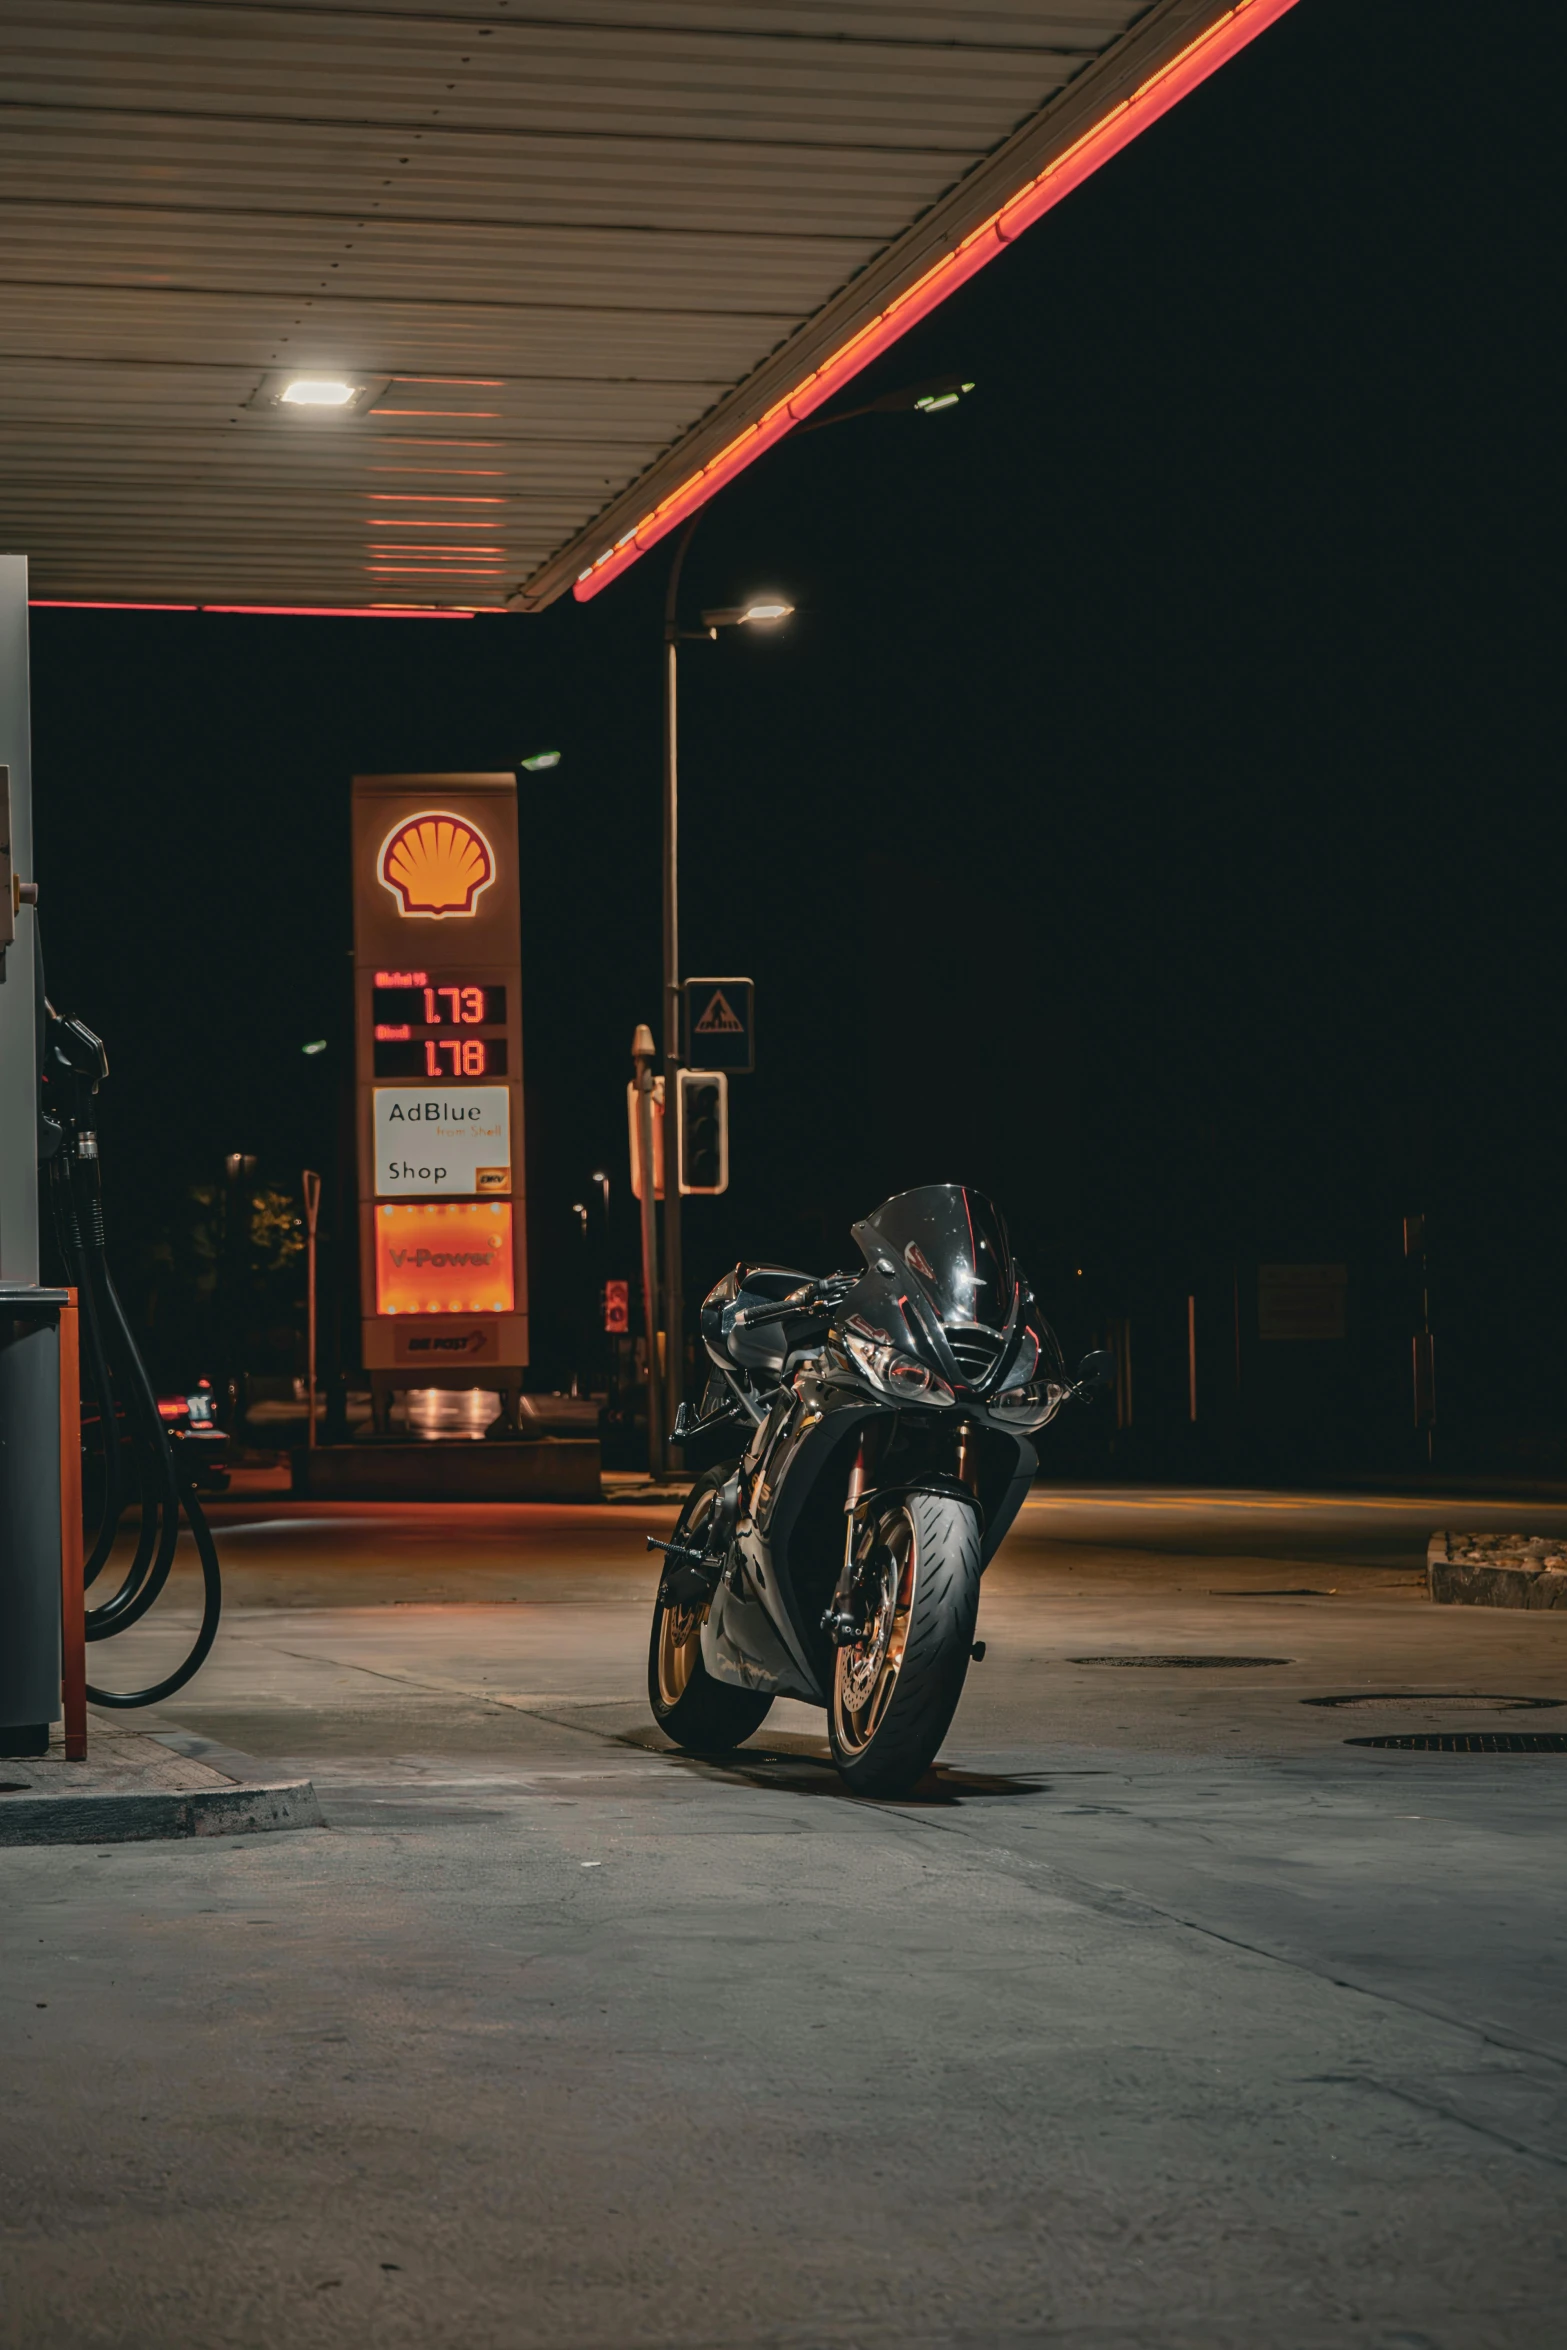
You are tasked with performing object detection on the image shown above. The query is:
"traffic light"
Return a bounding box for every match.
[677,1069,728,1195]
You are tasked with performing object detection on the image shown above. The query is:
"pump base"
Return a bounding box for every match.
[0,1721,49,1758]
[291,1436,600,1502]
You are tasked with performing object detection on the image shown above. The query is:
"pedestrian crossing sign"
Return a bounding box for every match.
[681,976,754,1072]
[696,989,742,1033]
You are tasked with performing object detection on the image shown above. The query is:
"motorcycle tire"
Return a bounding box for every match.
[828,1489,982,1798]
[647,1466,773,1753]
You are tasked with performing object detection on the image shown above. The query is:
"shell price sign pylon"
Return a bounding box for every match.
[352,774,527,1406]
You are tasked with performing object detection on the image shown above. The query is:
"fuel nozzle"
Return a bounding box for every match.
[43,1005,108,1144]
[43,1006,110,1248]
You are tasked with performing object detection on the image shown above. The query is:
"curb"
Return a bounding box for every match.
[0,1730,323,1847]
[1427,1532,1567,1610]
[0,1779,323,1846]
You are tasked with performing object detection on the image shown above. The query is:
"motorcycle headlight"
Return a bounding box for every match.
[840,1320,954,1405]
[986,1378,1066,1430]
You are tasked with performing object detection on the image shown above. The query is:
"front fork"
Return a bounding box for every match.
[821,1421,981,1648]
[821,1438,870,1647]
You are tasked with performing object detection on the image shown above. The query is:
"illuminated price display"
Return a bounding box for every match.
[371,969,509,1078]
[373,979,507,1027]
[374,1036,510,1077]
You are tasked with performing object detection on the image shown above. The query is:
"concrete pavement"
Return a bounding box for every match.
[5,1485,1567,2348]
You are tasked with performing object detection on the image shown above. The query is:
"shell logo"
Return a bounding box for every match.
[378,810,495,919]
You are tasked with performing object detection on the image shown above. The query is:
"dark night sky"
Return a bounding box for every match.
[27,0,1566,1459]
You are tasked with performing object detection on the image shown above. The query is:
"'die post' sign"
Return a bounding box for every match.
[352,774,526,1376]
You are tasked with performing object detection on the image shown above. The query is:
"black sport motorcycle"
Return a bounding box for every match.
[646,1183,1111,1796]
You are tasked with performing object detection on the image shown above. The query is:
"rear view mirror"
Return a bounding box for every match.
[1075,1350,1116,1390]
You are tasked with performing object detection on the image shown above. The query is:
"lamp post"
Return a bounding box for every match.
[654,372,973,1457]
[589,1168,611,1397]
[302,1168,321,1447]
[660,525,792,1454]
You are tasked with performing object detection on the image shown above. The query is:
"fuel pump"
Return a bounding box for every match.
[41,963,223,1708]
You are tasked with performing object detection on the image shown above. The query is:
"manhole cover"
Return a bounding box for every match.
[1306,1692,1561,1712]
[1070,1655,1290,1669]
[1349,1732,1567,1753]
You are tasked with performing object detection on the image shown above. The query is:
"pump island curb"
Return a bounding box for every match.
[0,1726,323,1846]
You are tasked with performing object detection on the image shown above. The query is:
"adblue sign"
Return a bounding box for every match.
[372,1087,510,1196]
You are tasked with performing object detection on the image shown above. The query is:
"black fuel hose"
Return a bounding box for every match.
[85,1483,223,1710]
[46,1120,223,1709]
[82,1261,183,1635]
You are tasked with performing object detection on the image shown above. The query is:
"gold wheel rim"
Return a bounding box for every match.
[655,1490,713,1710]
[832,1508,916,1759]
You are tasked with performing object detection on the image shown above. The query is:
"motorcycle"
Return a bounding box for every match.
[646,1183,1112,1796]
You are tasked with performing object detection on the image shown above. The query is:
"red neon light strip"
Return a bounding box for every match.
[572,0,1299,605]
[367,523,506,535]
[204,603,479,616]
[364,567,505,579]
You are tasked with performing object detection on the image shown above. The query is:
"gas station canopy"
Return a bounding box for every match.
[1,0,1297,615]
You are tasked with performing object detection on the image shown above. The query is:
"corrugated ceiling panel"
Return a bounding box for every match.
[0,123,956,236]
[0,0,1156,603]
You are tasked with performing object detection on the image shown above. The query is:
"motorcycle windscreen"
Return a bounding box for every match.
[855,1185,1016,1329]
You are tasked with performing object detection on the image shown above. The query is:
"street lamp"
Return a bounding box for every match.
[699,600,794,629]
[792,373,976,434]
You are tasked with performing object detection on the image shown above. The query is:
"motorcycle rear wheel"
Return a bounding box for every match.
[647,1468,773,1752]
[829,1490,981,1797]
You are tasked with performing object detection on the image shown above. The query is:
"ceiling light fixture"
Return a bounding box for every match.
[280,379,356,407]
[245,369,390,417]
[565,0,1299,607]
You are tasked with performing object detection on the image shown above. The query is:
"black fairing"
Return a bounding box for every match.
[854,1185,1015,1326]
[843,1184,1056,1398]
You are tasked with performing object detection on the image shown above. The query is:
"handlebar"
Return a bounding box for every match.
[732,1275,855,1331]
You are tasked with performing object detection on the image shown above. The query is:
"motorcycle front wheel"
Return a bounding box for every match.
[647,1467,773,1752]
[829,1489,981,1797]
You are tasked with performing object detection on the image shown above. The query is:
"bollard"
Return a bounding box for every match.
[58,1287,85,1760]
